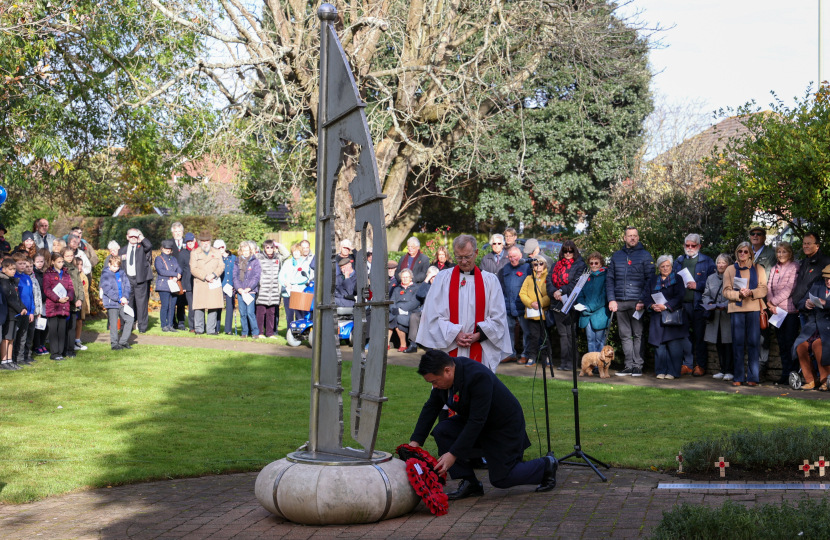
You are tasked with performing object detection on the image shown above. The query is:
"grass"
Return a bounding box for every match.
[83,309,292,346]
[2,344,830,504]
[650,498,830,540]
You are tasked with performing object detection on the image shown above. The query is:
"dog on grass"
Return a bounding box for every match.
[579,345,614,378]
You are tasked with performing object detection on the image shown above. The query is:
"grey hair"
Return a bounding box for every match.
[452,234,477,252]
[735,241,752,260]
[715,253,733,266]
[656,254,674,268]
[107,240,120,251]
[490,233,505,244]
[399,268,414,280]
[407,237,421,247]
[508,245,523,256]
[127,228,140,237]
[171,222,184,232]
[684,233,701,245]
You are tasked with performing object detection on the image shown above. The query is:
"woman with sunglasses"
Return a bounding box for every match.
[576,252,611,356]
[519,257,551,366]
[547,240,586,371]
[722,241,768,386]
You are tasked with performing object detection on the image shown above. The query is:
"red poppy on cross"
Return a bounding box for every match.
[676,451,683,473]
[801,460,815,478]
[714,457,729,477]
[815,456,827,477]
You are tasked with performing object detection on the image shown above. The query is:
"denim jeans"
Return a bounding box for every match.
[238,293,259,336]
[731,311,761,382]
[585,322,606,353]
[655,338,684,377]
[158,291,176,329]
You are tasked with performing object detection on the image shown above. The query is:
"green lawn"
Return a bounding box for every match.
[1,344,829,504]
[83,309,291,346]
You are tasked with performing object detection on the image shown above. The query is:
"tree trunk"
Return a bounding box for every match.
[387,198,423,251]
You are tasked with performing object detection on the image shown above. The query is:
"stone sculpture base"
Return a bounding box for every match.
[255,451,420,525]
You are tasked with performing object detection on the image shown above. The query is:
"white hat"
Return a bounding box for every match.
[213,240,226,249]
[340,239,353,249]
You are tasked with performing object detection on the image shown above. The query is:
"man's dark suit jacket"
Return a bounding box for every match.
[396,251,430,284]
[410,357,531,463]
[118,238,154,283]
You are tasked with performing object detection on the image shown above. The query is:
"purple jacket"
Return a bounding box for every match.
[43,267,75,318]
[233,256,262,294]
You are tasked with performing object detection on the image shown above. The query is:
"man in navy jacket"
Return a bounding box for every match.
[606,227,655,376]
[673,234,716,376]
[409,351,557,500]
[497,246,531,362]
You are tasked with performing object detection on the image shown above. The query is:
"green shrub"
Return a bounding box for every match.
[651,498,830,540]
[88,250,108,315]
[681,427,830,472]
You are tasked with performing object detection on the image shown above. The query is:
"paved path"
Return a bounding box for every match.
[81,331,829,401]
[3,466,827,540]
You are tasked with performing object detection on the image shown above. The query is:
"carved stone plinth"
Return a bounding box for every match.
[254,452,419,525]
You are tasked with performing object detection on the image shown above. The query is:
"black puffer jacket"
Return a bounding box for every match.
[606,242,655,303]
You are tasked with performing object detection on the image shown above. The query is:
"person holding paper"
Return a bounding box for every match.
[519,257,551,367]
[43,253,74,361]
[766,242,799,385]
[607,227,654,377]
[233,241,262,338]
[702,254,734,381]
[154,240,183,333]
[213,240,236,335]
[672,234,716,377]
[576,252,612,357]
[279,243,310,328]
[190,231,225,335]
[31,253,48,357]
[256,240,283,339]
[546,240,587,371]
[118,229,153,334]
[101,257,134,350]
[416,235,512,373]
[644,255,688,380]
[792,264,830,390]
[722,242,768,387]
[61,248,84,359]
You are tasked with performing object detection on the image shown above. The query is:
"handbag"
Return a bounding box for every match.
[161,256,184,296]
[661,309,683,326]
[759,309,769,330]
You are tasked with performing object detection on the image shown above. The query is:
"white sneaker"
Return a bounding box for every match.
[656,374,666,379]
[723,374,734,381]
[665,374,675,380]
[713,372,725,379]
[74,342,88,351]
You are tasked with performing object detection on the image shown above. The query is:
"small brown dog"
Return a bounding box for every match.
[579,345,614,378]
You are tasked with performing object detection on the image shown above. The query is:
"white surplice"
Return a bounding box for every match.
[416,268,512,372]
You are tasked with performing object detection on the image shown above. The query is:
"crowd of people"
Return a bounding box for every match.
[387,225,829,391]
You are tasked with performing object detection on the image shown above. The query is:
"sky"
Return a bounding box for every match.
[628,0,819,118]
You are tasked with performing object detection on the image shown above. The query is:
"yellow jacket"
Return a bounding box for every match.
[519,270,550,320]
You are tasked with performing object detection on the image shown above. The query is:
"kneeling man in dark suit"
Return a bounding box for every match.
[409,350,558,500]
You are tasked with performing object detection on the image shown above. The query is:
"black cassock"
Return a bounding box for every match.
[410,357,547,488]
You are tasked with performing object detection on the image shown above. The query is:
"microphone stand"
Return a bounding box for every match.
[529,264,556,455]
[557,269,610,481]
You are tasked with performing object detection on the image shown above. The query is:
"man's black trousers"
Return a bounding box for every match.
[431,415,546,489]
[127,276,150,333]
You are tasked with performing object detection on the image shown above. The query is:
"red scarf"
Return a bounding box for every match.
[403,251,420,271]
[551,257,573,289]
[448,266,485,362]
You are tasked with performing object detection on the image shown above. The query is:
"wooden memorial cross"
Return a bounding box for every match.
[714,457,729,477]
[676,451,683,473]
[801,460,815,478]
[815,456,826,477]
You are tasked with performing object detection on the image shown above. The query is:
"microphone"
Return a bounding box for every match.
[300,271,308,277]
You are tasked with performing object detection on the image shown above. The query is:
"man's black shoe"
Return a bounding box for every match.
[446,479,484,500]
[121,343,132,349]
[111,345,123,350]
[469,457,489,470]
[535,453,558,492]
[404,344,418,353]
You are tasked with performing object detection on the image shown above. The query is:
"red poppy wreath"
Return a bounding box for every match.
[396,444,449,516]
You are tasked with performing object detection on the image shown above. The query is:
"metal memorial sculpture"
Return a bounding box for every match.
[255,4,419,525]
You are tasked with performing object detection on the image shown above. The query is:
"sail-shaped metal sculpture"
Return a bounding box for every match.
[305,3,390,461]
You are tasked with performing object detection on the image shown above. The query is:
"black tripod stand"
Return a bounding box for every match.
[556,275,610,482]
[529,268,557,455]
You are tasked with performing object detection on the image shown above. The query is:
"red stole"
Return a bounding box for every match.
[448,266,485,362]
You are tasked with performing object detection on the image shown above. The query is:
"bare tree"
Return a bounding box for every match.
[140,0,656,248]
